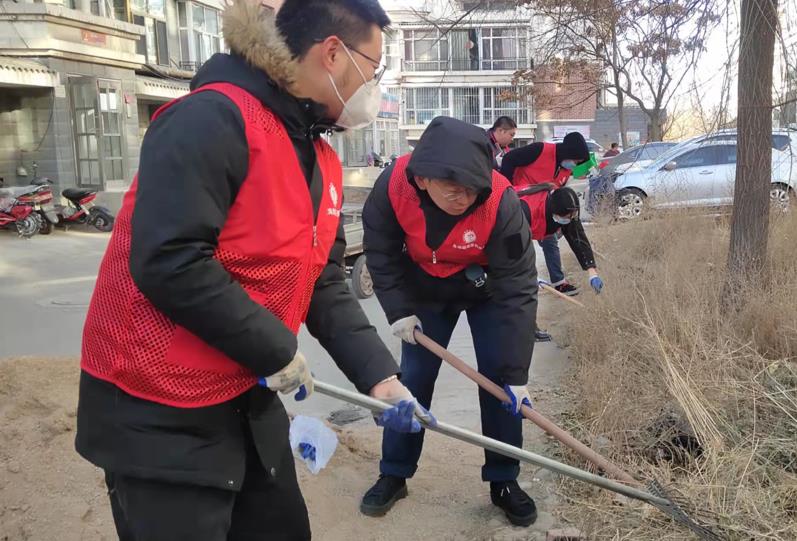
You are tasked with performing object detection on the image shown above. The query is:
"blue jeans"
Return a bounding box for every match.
[380,304,524,482]
[539,235,565,284]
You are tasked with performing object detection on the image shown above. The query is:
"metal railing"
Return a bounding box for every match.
[402,58,531,72]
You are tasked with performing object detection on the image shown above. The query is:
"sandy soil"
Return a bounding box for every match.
[0,324,576,541]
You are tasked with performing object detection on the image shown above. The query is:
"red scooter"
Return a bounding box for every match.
[0,194,40,238]
[32,177,114,232]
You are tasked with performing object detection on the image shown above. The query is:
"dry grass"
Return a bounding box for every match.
[557,210,797,540]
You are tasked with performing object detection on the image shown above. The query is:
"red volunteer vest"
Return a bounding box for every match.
[81,83,343,408]
[517,189,550,241]
[388,155,510,278]
[511,143,570,188]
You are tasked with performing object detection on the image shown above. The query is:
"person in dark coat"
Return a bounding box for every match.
[75,2,430,540]
[500,132,590,297]
[359,116,539,527]
[516,184,603,294]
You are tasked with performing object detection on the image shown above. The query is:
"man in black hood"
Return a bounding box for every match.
[500,132,590,298]
[360,116,539,527]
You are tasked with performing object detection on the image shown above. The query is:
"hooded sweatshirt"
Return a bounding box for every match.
[363,116,538,385]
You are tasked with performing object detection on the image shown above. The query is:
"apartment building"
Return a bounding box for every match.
[330,1,536,168]
[0,0,243,208]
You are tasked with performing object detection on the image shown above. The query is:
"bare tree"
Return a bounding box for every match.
[517,0,722,142]
[727,0,779,280]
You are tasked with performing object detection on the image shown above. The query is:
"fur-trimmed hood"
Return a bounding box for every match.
[222,0,297,88]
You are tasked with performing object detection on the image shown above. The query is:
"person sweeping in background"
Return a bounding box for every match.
[500,132,590,297]
[516,183,604,296]
[359,116,540,527]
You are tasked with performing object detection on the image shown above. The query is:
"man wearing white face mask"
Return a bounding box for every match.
[75,1,431,539]
[514,184,603,295]
[500,132,591,297]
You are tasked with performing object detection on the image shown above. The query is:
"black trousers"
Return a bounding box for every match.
[104,422,311,541]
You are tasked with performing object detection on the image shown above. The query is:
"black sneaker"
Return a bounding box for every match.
[360,475,408,517]
[535,328,552,342]
[554,282,580,296]
[490,481,537,527]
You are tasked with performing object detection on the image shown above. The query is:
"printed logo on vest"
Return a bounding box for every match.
[453,229,484,250]
[327,183,341,217]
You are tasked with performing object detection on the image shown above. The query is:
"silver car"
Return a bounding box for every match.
[614,134,797,219]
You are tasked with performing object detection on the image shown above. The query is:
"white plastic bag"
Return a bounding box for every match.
[289,415,338,474]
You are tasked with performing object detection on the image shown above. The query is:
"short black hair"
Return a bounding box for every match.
[611,142,619,148]
[276,0,390,59]
[492,116,517,130]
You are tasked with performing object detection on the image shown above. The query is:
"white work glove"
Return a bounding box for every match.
[259,351,313,401]
[391,315,422,344]
[370,376,437,430]
[502,384,532,416]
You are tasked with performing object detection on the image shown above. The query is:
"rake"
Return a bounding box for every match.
[410,330,724,540]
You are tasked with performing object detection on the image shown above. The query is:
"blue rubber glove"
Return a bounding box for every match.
[376,400,436,433]
[502,384,532,416]
[589,275,604,294]
[298,442,316,462]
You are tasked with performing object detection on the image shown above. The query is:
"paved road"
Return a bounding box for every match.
[0,228,562,428]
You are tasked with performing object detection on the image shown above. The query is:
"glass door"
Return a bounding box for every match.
[69,77,126,188]
[69,77,102,188]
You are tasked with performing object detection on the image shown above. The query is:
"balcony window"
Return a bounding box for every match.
[178,2,222,70]
[403,30,448,71]
[481,28,527,70]
[132,0,169,66]
[403,87,450,125]
[402,87,532,126]
[484,87,530,124]
[452,88,480,124]
[403,27,528,72]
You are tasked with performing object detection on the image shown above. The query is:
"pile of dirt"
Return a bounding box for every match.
[0,357,572,541]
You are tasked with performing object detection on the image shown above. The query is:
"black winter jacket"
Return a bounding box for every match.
[363,117,537,385]
[76,51,398,489]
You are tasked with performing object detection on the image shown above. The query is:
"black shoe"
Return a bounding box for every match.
[535,328,552,342]
[360,475,408,517]
[554,282,580,296]
[490,481,537,527]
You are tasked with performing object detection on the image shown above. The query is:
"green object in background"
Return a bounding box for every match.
[570,152,600,179]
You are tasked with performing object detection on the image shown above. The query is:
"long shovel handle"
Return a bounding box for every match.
[313,379,667,506]
[538,281,586,308]
[414,330,638,486]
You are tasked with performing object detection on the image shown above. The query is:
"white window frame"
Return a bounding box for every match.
[178,1,222,69]
[403,29,449,71]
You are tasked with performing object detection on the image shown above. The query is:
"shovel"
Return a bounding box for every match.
[409,330,724,540]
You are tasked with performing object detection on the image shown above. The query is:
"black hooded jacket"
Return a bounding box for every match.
[76,51,399,488]
[500,132,590,183]
[363,117,537,385]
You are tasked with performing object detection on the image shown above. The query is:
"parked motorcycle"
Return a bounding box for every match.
[31,178,115,232]
[0,193,40,238]
[13,183,56,235]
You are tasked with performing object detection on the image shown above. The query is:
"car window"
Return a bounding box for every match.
[673,147,718,168]
[714,144,737,165]
[641,147,660,160]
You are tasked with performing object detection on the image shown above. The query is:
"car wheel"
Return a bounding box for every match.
[351,254,374,299]
[617,188,647,220]
[770,183,793,212]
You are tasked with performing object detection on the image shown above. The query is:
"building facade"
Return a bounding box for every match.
[0,0,231,209]
[330,1,537,170]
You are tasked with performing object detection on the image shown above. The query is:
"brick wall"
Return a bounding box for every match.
[0,88,55,187]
